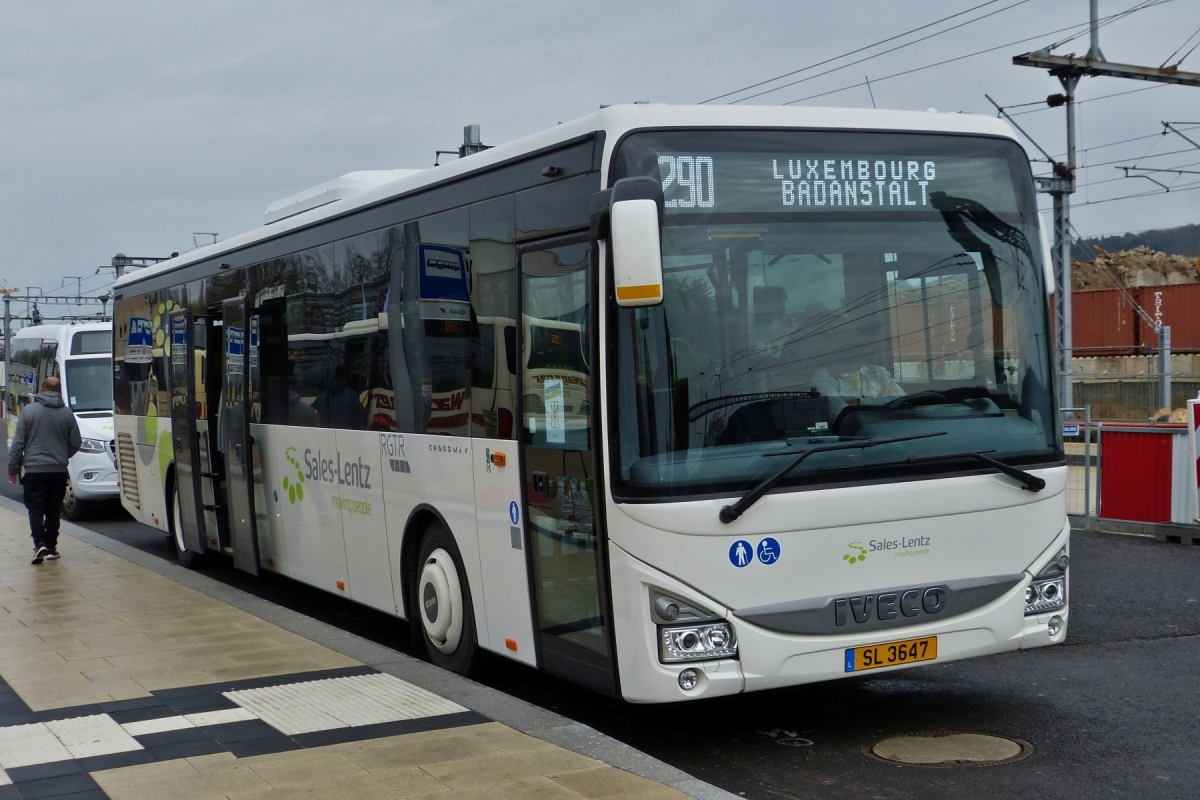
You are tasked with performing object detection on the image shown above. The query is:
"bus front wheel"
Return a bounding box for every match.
[415,522,482,677]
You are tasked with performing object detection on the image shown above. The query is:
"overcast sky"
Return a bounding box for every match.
[2,0,1198,302]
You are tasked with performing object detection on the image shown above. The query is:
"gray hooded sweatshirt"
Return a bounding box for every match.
[7,392,82,475]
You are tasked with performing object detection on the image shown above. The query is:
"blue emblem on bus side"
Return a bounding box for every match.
[509,501,520,525]
[757,537,780,565]
[729,540,753,568]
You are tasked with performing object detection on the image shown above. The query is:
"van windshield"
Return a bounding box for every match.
[610,129,1059,498]
[65,358,113,411]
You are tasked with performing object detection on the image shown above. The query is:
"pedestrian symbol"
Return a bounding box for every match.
[509,501,520,525]
[757,537,780,565]
[729,540,753,568]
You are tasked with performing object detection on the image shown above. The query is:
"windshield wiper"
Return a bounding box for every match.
[824,449,1046,493]
[718,431,947,524]
[887,451,1046,493]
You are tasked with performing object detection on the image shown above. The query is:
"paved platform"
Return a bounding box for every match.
[0,502,718,800]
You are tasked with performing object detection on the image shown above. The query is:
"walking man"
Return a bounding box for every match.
[7,377,81,564]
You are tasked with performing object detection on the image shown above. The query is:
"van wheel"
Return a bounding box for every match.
[415,522,482,677]
[62,478,91,521]
[168,481,199,569]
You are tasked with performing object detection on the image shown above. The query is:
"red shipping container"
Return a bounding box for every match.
[1071,283,1200,356]
[1134,283,1200,353]
[1071,288,1138,355]
[1099,428,1174,522]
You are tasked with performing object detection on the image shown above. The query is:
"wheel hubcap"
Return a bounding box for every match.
[173,491,186,553]
[418,548,463,654]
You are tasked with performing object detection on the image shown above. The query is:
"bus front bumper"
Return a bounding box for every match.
[609,524,1069,704]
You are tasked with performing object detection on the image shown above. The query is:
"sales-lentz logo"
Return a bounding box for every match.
[279,445,373,505]
[304,449,372,490]
[870,536,931,558]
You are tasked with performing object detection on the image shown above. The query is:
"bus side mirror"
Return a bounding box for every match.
[608,177,665,307]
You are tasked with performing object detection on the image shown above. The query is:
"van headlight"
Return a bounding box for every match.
[660,622,737,663]
[79,438,108,453]
[1024,577,1066,614]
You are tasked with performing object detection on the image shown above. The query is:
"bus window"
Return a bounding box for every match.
[40,342,59,383]
[71,331,112,355]
[387,210,472,436]
[469,196,517,439]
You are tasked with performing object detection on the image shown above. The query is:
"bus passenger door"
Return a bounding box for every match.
[473,316,536,665]
[222,297,260,575]
[168,310,206,554]
[518,235,618,696]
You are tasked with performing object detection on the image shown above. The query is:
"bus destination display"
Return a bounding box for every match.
[657,153,1016,214]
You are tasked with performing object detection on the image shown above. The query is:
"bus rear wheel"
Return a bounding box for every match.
[168,481,199,569]
[415,522,482,677]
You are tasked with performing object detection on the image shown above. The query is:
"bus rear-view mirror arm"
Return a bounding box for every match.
[592,177,665,308]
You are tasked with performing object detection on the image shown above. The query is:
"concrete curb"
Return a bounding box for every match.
[0,494,738,800]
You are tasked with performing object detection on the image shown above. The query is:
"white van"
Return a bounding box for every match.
[5,322,117,519]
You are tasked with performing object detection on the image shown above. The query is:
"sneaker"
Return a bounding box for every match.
[45,549,60,561]
[31,546,48,565]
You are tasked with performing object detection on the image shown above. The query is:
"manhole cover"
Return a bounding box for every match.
[864,732,1032,768]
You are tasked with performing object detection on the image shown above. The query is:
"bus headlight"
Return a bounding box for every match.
[660,622,737,663]
[79,438,108,453]
[1024,577,1066,615]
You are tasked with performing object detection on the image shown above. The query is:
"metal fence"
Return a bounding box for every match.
[1073,378,1200,421]
[1062,406,1097,528]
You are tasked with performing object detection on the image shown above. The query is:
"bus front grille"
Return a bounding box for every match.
[116,432,141,510]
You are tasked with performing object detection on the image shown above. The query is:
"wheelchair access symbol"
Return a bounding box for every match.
[757,537,781,565]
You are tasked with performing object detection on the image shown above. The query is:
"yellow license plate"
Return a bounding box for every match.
[846,635,937,672]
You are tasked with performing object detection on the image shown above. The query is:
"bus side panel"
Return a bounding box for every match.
[268,427,349,595]
[129,414,172,532]
[114,414,152,528]
[249,423,287,574]
[334,428,397,615]
[380,432,489,647]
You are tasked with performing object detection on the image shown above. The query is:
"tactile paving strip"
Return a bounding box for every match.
[0,667,486,799]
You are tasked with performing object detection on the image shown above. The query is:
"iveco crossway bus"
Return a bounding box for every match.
[113,105,1068,703]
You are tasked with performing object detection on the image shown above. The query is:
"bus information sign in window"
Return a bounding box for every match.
[657,153,1018,214]
[418,244,471,322]
[126,318,154,364]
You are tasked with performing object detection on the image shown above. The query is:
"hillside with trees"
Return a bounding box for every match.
[1072,223,1200,261]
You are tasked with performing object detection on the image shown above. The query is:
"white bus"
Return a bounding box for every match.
[113,106,1067,703]
[6,322,118,519]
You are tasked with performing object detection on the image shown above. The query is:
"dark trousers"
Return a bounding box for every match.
[23,472,68,550]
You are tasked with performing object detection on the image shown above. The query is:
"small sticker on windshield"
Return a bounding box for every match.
[70,397,77,405]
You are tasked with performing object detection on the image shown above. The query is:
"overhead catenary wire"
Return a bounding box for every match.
[1069,178,1200,207]
[778,0,1177,106]
[699,0,1012,104]
[1007,83,1166,117]
[1160,21,1200,67]
[1038,0,1173,51]
[718,0,1034,105]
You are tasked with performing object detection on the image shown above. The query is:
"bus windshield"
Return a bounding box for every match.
[611,130,1058,498]
[65,357,114,411]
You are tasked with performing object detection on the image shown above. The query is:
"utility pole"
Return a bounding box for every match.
[1014,2,1200,410]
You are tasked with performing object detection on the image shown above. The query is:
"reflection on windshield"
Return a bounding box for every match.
[65,358,113,411]
[615,214,1056,497]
